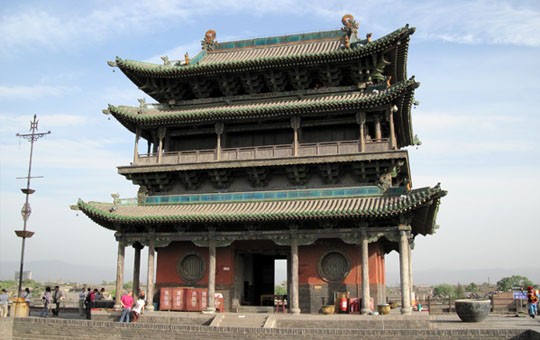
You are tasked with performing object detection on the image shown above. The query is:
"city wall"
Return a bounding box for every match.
[0,317,537,340]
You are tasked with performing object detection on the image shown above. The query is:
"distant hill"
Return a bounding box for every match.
[387,267,540,286]
[0,260,122,284]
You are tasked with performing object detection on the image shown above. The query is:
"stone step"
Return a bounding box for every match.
[236,306,274,314]
[217,314,268,328]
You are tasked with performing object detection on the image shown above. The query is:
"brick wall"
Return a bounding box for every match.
[5,318,536,340]
[0,318,13,340]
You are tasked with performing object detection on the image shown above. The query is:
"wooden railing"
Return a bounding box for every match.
[134,139,390,166]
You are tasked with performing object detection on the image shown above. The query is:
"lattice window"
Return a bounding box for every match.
[318,251,350,282]
[177,253,205,283]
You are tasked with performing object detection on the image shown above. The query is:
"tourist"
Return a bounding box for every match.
[40,287,52,318]
[52,286,64,317]
[0,289,9,317]
[118,290,134,322]
[99,287,108,300]
[84,288,96,320]
[131,295,145,323]
[94,288,101,301]
[527,286,538,318]
[22,288,32,307]
[138,288,146,302]
[78,288,87,316]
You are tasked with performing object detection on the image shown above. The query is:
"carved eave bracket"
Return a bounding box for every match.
[273,225,316,246]
[273,236,316,247]
[246,167,271,187]
[339,231,387,245]
[399,215,413,227]
[319,164,340,185]
[179,171,202,191]
[286,165,310,186]
[207,169,232,189]
[192,238,234,248]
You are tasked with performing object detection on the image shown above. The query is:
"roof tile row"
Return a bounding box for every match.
[77,184,445,228]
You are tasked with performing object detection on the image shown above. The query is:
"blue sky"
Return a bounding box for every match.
[1,0,539,284]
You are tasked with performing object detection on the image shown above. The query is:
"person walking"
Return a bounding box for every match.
[84,288,96,320]
[118,290,134,322]
[78,288,87,316]
[0,289,9,317]
[22,288,32,307]
[52,286,64,317]
[40,287,52,318]
[527,286,539,318]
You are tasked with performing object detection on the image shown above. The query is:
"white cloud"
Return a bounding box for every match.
[0,137,130,171]
[414,112,524,131]
[406,1,540,47]
[0,114,88,135]
[0,85,77,100]
[144,41,201,65]
[2,0,538,54]
[101,86,151,106]
[417,139,534,155]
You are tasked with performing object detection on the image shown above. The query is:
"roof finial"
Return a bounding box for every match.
[184,52,190,65]
[341,14,360,48]
[202,30,217,51]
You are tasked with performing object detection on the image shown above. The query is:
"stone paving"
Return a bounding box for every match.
[429,313,540,331]
[28,307,540,332]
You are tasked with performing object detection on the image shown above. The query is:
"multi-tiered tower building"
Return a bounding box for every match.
[78,15,446,314]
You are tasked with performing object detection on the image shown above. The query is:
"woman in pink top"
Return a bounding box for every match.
[118,290,134,322]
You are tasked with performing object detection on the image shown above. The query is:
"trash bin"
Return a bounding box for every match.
[11,297,29,317]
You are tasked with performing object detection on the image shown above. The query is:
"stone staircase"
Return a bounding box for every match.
[211,313,271,328]
[236,305,275,314]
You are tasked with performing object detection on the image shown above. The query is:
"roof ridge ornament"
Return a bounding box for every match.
[161,56,171,66]
[202,29,218,51]
[341,14,359,48]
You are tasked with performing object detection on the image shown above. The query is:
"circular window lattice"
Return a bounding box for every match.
[177,253,205,283]
[318,251,350,282]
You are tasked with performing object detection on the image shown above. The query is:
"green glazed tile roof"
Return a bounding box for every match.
[211,30,343,52]
[77,184,446,235]
[108,78,419,127]
[114,25,415,78]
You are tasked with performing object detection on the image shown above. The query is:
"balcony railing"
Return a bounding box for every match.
[134,139,390,166]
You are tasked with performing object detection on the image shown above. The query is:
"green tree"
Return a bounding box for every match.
[123,281,133,290]
[433,284,456,298]
[456,283,466,299]
[274,281,287,295]
[496,275,533,291]
[465,282,478,292]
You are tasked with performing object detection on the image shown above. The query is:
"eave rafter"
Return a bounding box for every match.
[112,25,414,102]
[107,78,419,130]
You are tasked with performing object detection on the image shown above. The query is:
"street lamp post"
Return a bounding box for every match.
[15,115,50,298]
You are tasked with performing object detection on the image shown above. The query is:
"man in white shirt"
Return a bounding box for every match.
[0,289,9,317]
[78,288,87,316]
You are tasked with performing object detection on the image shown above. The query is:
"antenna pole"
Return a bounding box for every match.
[15,115,51,298]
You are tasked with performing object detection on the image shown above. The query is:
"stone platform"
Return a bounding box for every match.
[1,309,539,339]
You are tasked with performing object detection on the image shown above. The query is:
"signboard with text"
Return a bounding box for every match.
[513,291,527,299]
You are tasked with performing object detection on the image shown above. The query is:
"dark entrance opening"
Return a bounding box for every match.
[234,241,288,307]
